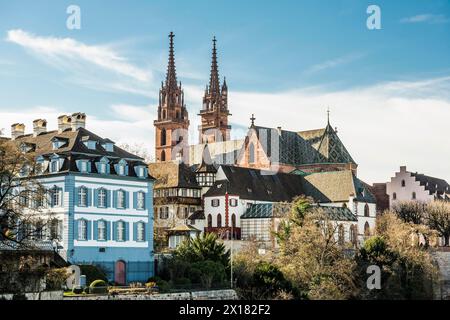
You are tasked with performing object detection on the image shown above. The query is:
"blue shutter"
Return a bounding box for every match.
[87,161,92,173]
[142,223,146,241]
[106,221,110,241]
[133,222,137,241]
[106,164,111,174]
[74,220,78,240]
[86,188,92,207]
[106,190,111,208]
[112,221,117,241]
[125,191,130,209]
[86,220,91,240]
[93,221,98,240]
[133,192,137,209]
[113,190,117,208]
[74,187,79,206]
[94,189,99,207]
[125,222,129,241]
[125,165,129,176]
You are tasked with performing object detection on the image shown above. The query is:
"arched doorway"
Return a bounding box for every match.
[115,260,126,285]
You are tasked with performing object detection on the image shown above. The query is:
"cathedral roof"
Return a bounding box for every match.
[248,123,356,167]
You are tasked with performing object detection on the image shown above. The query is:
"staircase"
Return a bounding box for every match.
[432,248,450,300]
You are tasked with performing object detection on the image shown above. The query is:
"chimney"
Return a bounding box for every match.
[58,115,72,133]
[71,112,86,131]
[11,123,25,140]
[276,126,282,135]
[32,119,47,137]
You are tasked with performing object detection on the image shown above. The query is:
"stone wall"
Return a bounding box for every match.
[432,249,450,300]
[64,289,238,300]
[0,290,63,300]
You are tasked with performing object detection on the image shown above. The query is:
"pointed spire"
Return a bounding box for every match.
[222,76,227,92]
[209,36,220,95]
[327,107,330,125]
[165,32,178,90]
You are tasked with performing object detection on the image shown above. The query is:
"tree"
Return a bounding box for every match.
[0,138,50,248]
[275,198,358,300]
[426,201,450,246]
[118,142,153,163]
[392,201,426,225]
[174,232,230,268]
[357,212,437,299]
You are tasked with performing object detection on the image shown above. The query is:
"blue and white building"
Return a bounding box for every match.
[10,114,155,284]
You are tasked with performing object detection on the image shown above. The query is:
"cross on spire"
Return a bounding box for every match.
[165,32,178,90]
[209,36,220,95]
[250,114,256,126]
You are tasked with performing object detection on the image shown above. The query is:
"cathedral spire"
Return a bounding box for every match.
[209,36,220,95]
[165,32,178,90]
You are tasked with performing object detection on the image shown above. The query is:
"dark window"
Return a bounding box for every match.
[207,214,212,228]
[338,224,344,245]
[231,214,236,228]
[217,214,222,228]
[401,180,406,187]
[392,192,397,200]
[229,198,237,207]
[364,204,370,217]
[161,150,166,162]
[364,222,370,237]
[211,199,220,207]
[160,129,167,146]
[412,192,416,200]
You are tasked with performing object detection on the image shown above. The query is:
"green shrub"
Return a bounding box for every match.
[84,287,90,294]
[89,279,108,294]
[156,280,171,293]
[79,265,108,285]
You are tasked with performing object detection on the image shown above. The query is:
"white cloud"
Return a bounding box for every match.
[305,53,364,74]
[6,29,152,82]
[400,14,449,24]
[1,76,449,185]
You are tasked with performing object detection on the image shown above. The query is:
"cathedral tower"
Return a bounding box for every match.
[198,37,231,144]
[154,32,190,162]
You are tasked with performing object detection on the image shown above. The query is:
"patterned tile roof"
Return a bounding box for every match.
[250,123,356,167]
[411,172,450,197]
[318,206,357,222]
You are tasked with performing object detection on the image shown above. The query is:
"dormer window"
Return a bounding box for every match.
[96,156,110,174]
[102,140,114,152]
[76,160,91,173]
[35,156,47,175]
[115,159,128,176]
[134,165,148,179]
[82,137,97,150]
[51,137,68,150]
[49,154,64,173]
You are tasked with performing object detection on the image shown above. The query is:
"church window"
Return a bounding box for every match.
[412,192,416,200]
[161,150,166,162]
[207,214,212,228]
[338,224,345,245]
[231,214,236,228]
[393,192,397,200]
[161,129,167,146]
[364,222,370,237]
[364,203,370,217]
[249,143,256,163]
[217,214,222,227]
[401,180,406,187]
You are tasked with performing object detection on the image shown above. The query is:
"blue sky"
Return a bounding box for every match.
[0,0,449,183]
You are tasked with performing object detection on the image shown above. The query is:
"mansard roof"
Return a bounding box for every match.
[12,127,153,179]
[247,123,356,167]
[148,161,200,189]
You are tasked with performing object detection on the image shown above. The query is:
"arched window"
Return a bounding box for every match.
[364,203,370,217]
[392,192,397,200]
[231,214,236,228]
[249,143,255,164]
[401,180,406,187]
[161,150,166,162]
[176,111,180,119]
[160,128,167,146]
[412,192,416,200]
[338,224,345,245]
[207,214,212,228]
[162,109,166,119]
[349,225,357,246]
[117,221,125,241]
[98,188,107,208]
[117,190,125,209]
[217,214,222,228]
[364,222,370,237]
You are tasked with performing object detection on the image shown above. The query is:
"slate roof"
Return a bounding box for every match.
[411,172,450,197]
[204,165,305,202]
[241,203,357,221]
[188,210,205,220]
[12,127,154,179]
[148,161,201,189]
[247,123,356,167]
